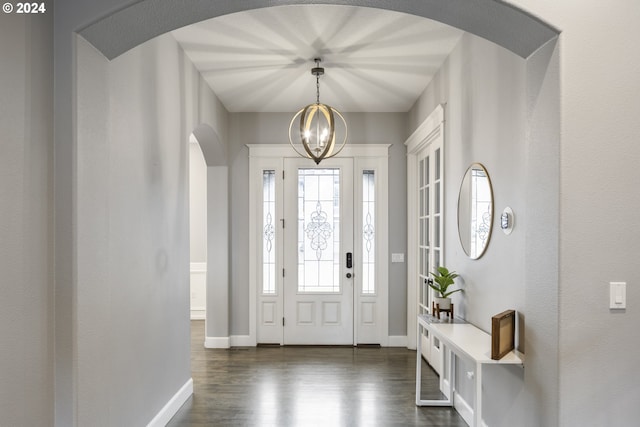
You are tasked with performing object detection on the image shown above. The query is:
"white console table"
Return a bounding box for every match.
[416,314,524,427]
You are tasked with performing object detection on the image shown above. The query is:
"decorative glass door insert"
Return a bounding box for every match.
[297,169,341,293]
[262,170,277,294]
[362,170,376,295]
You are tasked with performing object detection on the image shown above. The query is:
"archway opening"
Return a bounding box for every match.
[70,2,560,426]
[188,133,207,325]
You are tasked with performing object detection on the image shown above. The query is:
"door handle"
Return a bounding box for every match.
[346,272,352,279]
[346,252,353,269]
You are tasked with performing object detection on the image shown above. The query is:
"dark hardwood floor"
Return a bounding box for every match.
[167,320,467,426]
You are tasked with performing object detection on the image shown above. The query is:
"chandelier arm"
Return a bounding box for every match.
[288,108,314,160]
[299,106,322,163]
[323,107,348,159]
[315,104,336,161]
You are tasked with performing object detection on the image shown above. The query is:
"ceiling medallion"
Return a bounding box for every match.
[288,58,348,164]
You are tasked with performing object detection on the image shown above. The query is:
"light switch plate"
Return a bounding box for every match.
[610,282,626,309]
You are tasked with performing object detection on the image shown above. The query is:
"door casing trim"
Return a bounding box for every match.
[248,144,390,346]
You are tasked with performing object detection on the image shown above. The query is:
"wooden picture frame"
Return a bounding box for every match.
[491,309,515,360]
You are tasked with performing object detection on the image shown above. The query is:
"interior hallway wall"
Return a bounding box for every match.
[408,32,533,426]
[75,32,228,425]
[515,1,640,425]
[0,10,54,427]
[189,142,207,263]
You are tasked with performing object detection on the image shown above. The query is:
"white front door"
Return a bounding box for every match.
[250,144,389,347]
[283,157,354,345]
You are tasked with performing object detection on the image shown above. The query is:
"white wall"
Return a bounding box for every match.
[0,11,54,426]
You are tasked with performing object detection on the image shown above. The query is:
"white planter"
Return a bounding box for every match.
[434,297,451,310]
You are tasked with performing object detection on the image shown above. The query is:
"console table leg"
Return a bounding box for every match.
[448,348,454,403]
[474,362,482,427]
[415,322,422,405]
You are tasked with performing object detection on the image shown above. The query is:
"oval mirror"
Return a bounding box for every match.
[457,163,494,259]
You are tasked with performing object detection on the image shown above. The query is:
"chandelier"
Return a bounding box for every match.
[288,58,348,164]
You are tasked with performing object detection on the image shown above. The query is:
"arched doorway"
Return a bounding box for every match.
[188,124,230,347]
[80,0,557,60]
[63,2,560,426]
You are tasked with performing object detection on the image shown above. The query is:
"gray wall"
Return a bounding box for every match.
[54,1,132,423]
[75,32,228,425]
[228,112,408,336]
[522,38,560,426]
[0,11,54,426]
[189,143,207,263]
[549,1,640,425]
[409,33,532,425]
[410,33,528,330]
[76,34,189,426]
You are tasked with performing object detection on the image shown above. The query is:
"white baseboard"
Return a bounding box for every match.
[146,378,193,427]
[204,335,254,348]
[190,309,205,320]
[387,335,408,347]
[453,392,488,427]
[230,335,253,347]
[204,336,230,348]
[206,335,404,348]
[454,392,473,426]
[442,377,451,399]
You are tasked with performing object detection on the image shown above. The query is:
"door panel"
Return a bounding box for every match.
[283,158,354,345]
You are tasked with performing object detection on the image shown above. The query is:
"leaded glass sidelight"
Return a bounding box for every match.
[362,170,376,294]
[297,168,341,293]
[262,170,276,294]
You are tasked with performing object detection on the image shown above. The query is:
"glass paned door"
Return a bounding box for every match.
[417,144,444,374]
[284,158,354,345]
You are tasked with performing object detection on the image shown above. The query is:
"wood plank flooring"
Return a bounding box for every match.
[167,321,467,426]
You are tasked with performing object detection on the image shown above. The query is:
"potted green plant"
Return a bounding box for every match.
[428,266,462,310]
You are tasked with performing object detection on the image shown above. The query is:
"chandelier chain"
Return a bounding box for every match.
[316,71,320,103]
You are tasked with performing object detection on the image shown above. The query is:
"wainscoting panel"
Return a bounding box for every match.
[190,262,206,320]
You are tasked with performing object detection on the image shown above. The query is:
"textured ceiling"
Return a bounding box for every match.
[171,5,463,113]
